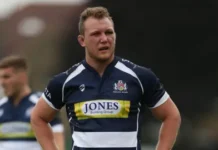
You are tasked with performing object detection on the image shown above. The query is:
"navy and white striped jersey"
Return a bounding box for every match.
[0,92,64,150]
[42,56,169,150]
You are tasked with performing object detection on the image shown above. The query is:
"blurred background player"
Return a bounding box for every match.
[0,55,65,150]
[0,85,3,99]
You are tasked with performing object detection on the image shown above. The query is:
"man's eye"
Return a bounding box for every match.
[91,32,100,36]
[106,31,113,34]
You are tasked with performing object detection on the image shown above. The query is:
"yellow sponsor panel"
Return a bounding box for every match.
[74,100,130,120]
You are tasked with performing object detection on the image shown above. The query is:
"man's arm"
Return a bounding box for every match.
[53,132,65,150]
[31,97,59,150]
[151,98,181,150]
[50,117,65,150]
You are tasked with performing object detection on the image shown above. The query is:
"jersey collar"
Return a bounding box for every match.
[82,56,119,77]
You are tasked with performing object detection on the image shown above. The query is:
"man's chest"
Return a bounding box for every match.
[64,75,143,120]
[64,75,143,104]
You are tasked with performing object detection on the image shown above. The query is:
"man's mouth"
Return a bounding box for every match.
[99,46,109,51]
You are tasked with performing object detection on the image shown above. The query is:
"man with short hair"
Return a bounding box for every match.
[0,55,65,150]
[31,6,181,150]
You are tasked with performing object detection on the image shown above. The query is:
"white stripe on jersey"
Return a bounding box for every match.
[115,61,144,94]
[136,102,141,150]
[0,141,41,150]
[51,124,64,133]
[29,94,40,104]
[150,92,169,108]
[62,64,85,102]
[72,131,137,148]
[0,97,8,106]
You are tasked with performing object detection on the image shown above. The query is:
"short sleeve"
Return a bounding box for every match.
[135,66,169,108]
[42,73,66,110]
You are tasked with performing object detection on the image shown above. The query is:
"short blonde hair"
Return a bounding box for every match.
[78,6,113,34]
[0,55,27,71]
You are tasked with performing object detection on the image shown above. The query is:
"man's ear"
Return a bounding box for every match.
[78,35,85,47]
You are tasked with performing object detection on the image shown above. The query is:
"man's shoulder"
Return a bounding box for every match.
[46,61,85,90]
[116,57,151,75]
[65,61,85,76]
[52,61,83,82]
[117,57,137,68]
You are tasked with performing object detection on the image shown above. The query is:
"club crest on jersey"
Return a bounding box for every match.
[79,84,85,92]
[113,80,128,93]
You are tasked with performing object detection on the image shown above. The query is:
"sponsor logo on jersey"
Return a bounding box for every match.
[44,88,51,99]
[113,80,128,93]
[74,100,130,120]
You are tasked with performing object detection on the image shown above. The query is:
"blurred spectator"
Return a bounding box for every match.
[0,85,4,98]
[0,55,65,150]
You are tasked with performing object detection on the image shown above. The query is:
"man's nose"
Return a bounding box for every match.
[100,34,107,42]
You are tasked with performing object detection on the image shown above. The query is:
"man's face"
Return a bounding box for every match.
[78,17,116,62]
[0,67,23,97]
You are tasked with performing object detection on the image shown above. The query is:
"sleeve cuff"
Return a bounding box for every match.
[42,93,59,111]
[150,92,170,109]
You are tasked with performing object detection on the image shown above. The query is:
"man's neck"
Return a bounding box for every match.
[12,85,31,106]
[86,55,114,77]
